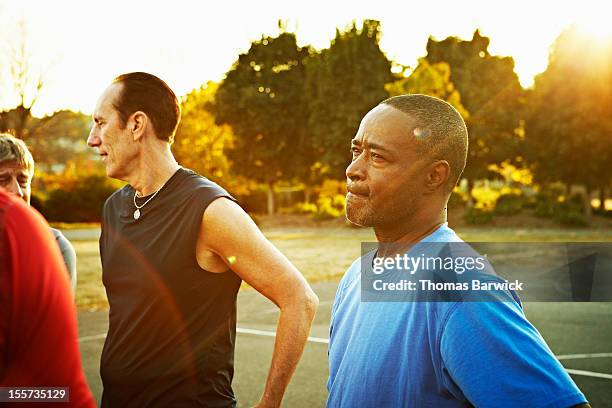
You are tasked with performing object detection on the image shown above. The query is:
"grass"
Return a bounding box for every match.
[72,224,612,311]
[74,240,109,310]
[50,222,101,230]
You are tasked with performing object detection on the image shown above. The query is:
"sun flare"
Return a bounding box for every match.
[574,11,612,43]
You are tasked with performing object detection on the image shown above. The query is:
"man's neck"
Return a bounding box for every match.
[129,147,180,196]
[373,210,447,257]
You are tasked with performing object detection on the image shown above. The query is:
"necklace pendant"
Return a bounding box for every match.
[133,209,141,220]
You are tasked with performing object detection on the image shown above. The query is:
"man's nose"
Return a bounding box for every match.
[87,127,100,147]
[346,155,366,182]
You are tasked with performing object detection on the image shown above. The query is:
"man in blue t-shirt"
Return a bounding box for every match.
[328,94,589,407]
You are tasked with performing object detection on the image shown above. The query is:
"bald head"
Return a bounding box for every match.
[380,94,468,191]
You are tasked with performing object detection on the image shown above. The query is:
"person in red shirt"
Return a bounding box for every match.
[0,189,95,407]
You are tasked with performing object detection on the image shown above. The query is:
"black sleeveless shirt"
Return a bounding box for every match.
[99,168,242,407]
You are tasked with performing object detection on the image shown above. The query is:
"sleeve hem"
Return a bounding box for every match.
[537,392,587,408]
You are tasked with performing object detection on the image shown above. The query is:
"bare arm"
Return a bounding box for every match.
[198,197,319,407]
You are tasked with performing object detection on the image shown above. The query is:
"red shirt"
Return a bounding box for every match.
[0,191,95,407]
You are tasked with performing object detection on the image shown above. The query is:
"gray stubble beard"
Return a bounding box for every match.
[346,199,375,227]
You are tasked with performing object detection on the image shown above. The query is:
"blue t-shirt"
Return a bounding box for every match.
[327,224,587,408]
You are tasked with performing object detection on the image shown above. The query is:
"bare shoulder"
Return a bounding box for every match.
[195,197,263,272]
[200,197,260,240]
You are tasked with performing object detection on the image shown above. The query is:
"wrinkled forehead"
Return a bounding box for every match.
[94,82,122,116]
[354,104,419,151]
[0,161,32,177]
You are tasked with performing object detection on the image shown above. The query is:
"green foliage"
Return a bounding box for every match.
[289,202,318,215]
[534,191,589,226]
[234,185,269,214]
[174,83,234,180]
[555,210,589,227]
[173,83,255,196]
[213,29,311,186]
[312,194,346,220]
[386,58,469,119]
[463,207,493,225]
[305,20,393,179]
[447,191,467,209]
[593,208,612,218]
[426,30,525,182]
[535,200,557,218]
[8,110,96,173]
[553,195,588,226]
[494,193,524,216]
[42,175,117,222]
[283,179,346,220]
[534,189,562,217]
[562,194,585,213]
[524,26,612,192]
[0,106,32,139]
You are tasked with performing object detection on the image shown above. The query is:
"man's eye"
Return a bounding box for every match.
[371,152,384,160]
[351,147,360,154]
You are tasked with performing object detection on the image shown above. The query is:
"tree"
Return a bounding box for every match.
[27,110,94,173]
[213,25,310,214]
[525,26,612,215]
[426,30,525,199]
[305,20,393,179]
[386,58,469,119]
[173,82,241,190]
[0,20,44,140]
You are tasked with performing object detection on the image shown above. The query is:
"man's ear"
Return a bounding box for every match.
[425,160,450,192]
[129,111,147,141]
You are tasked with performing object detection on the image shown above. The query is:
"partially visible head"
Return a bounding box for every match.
[87,72,180,180]
[345,94,468,229]
[0,133,34,205]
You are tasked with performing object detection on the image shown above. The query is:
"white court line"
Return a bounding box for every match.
[260,300,333,315]
[78,330,612,380]
[556,353,612,360]
[79,333,107,342]
[237,327,329,344]
[565,369,612,380]
[78,328,330,344]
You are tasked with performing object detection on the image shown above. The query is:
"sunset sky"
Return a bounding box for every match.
[0,0,608,116]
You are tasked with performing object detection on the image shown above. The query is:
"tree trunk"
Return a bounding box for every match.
[304,186,312,204]
[466,178,474,208]
[584,186,592,218]
[14,104,31,140]
[266,181,275,216]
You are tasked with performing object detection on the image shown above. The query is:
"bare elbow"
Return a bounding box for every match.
[292,286,318,321]
[304,288,319,319]
[277,283,319,320]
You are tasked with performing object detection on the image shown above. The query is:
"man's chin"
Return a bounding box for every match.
[345,208,373,228]
[346,217,368,227]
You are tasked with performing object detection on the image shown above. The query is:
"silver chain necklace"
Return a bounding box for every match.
[133,187,162,220]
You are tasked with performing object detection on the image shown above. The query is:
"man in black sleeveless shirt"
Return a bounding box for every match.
[87,72,319,407]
